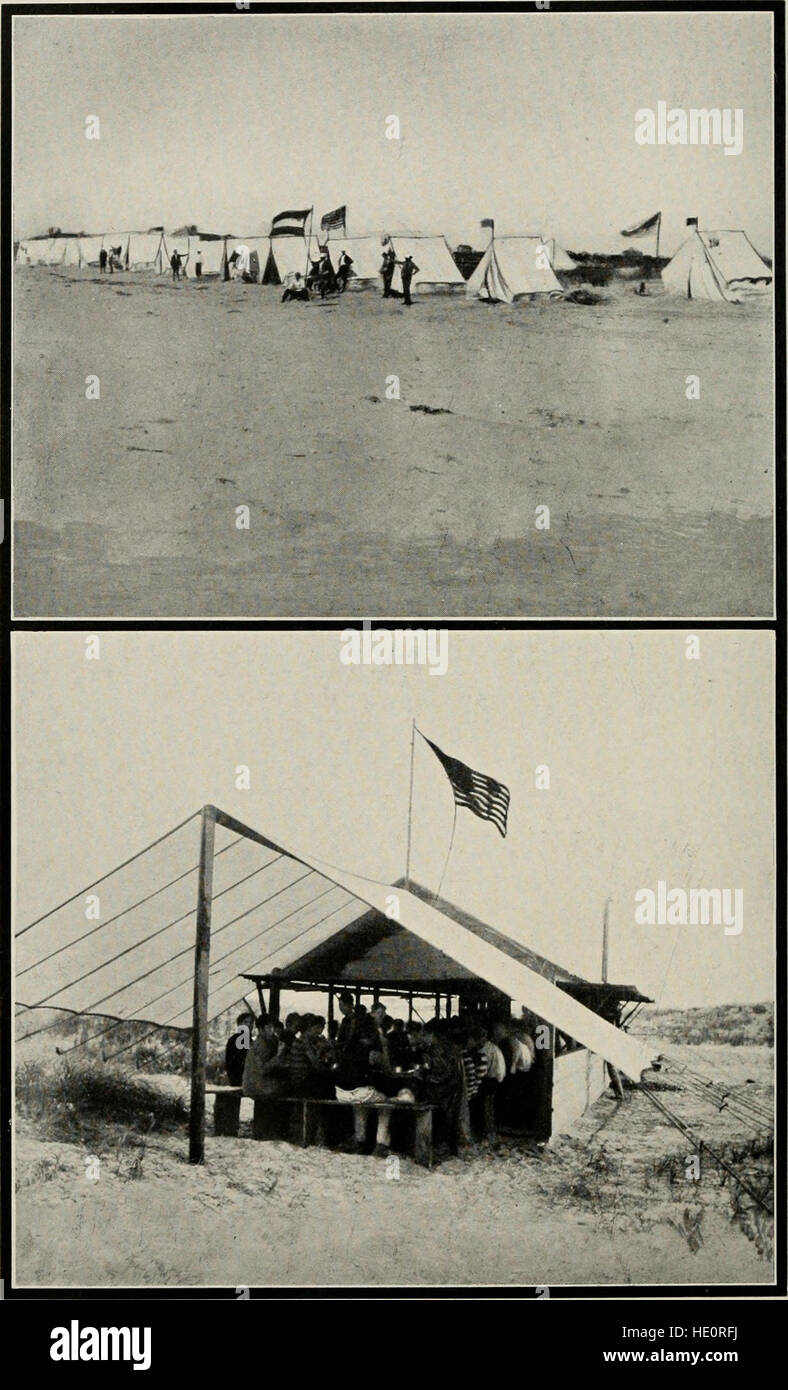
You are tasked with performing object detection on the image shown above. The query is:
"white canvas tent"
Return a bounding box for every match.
[223,237,270,282]
[15,237,69,266]
[467,235,563,302]
[127,231,164,271]
[192,237,227,277]
[103,233,130,267]
[662,229,772,303]
[57,238,83,267]
[160,232,191,275]
[326,235,384,288]
[78,236,106,268]
[386,234,465,294]
[546,238,578,273]
[262,235,323,284]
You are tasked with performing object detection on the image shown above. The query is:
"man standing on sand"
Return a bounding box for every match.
[335,250,353,292]
[399,254,419,306]
[99,247,107,274]
[170,249,182,282]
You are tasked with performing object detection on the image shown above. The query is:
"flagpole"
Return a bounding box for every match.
[434,802,458,902]
[405,717,416,883]
[304,206,314,282]
[655,213,661,260]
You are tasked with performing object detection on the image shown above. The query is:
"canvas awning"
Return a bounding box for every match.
[17,809,657,1080]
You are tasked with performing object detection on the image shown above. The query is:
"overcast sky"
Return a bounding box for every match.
[13,629,774,1010]
[13,10,773,254]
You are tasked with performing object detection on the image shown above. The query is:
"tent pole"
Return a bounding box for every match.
[189,805,217,1165]
[405,717,416,882]
[601,897,611,982]
[655,214,661,260]
[304,207,314,282]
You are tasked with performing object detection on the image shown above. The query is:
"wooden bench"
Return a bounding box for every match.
[206,1084,243,1137]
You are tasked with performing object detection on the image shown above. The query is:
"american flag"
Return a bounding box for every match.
[423,735,510,838]
[320,205,347,234]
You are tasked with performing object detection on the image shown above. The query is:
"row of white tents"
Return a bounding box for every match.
[14,230,220,275]
[15,225,772,304]
[14,228,572,299]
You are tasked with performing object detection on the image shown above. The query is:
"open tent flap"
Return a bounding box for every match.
[263,236,318,282]
[388,235,465,292]
[16,812,657,1081]
[103,233,130,263]
[225,237,269,280]
[466,243,514,303]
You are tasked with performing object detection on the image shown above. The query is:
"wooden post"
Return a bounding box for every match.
[189,805,217,1164]
[255,981,268,1021]
[434,991,440,1019]
[445,994,452,1019]
[408,993,413,1023]
[268,975,281,1023]
[327,985,335,1031]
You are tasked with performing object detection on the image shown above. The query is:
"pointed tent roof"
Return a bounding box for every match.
[467,236,563,302]
[262,235,322,283]
[662,229,772,302]
[386,234,465,293]
[16,808,656,1080]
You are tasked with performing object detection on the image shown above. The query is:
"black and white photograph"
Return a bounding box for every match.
[10,7,775,618]
[12,629,775,1290]
[1,0,784,1349]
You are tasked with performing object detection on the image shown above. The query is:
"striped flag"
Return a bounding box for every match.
[423,735,510,838]
[270,208,312,238]
[320,205,347,234]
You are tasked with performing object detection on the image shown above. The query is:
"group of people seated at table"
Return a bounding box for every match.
[226,991,537,1159]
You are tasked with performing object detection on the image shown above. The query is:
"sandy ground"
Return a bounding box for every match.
[13,268,773,618]
[14,1042,773,1288]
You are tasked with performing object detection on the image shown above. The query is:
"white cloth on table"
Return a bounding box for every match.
[335,1085,387,1104]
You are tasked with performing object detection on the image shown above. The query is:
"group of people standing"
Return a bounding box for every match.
[281,242,420,304]
[226,994,536,1160]
[380,242,420,305]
